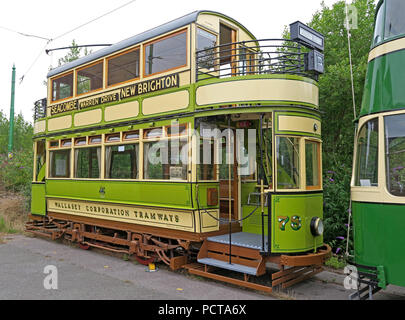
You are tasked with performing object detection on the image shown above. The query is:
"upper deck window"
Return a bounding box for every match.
[373,1,385,45]
[52,72,73,102]
[77,61,103,95]
[107,48,140,86]
[144,30,187,76]
[384,0,405,40]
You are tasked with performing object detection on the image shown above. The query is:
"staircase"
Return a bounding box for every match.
[185,232,272,292]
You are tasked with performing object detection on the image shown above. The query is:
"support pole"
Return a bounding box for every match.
[8,64,16,157]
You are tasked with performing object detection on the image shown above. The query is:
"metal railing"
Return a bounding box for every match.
[34,98,47,121]
[196,38,315,82]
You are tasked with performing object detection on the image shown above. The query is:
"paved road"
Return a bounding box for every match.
[1,234,404,300]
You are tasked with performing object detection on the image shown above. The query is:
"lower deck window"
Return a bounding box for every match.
[144,139,188,180]
[49,149,71,178]
[277,137,300,189]
[105,144,139,179]
[385,114,405,196]
[355,118,379,187]
[75,147,101,179]
[305,141,321,189]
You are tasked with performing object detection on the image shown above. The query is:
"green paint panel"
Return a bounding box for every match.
[361,49,405,116]
[31,183,46,216]
[271,193,323,253]
[46,180,193,209]
[352,201,405,287]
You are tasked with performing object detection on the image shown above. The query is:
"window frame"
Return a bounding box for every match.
[304,138,322,190]
[75,60,104,97]
[50,71,74,103]
[106,46,141,88]
[143,28,189,78]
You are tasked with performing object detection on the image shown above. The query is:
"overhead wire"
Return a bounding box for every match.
[16,0,137,83]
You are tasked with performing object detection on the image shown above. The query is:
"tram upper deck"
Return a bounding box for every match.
[33,10,320,137]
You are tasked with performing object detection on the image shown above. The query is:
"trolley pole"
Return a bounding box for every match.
[8,64,16,158]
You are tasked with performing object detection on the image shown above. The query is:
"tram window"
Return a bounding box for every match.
[144,139,188,180]
[144,30,187,76]
[123,131,140,141]
[49,149,71,178]
[107,48,140,86]
[105,134,121,143]
[276,137,300,189]
[144,128,163,139]
[52,72,73,102]
[89,135,102,144]
[75,147,101,179]
[105,144,139,179]
[384,0,405,41]
[77,61,103,95]
[355,119,379,187]
[35,141,46,182]
[166,123,187,137]
[305,141,321,189]
[49,140,59,148]
[61,139,72,148]
[385,114,405,196]
[373,1,385,45]
[197,28,217,70]
[75,137,87,146]
[198,138,216,181]
[240,128,258,181]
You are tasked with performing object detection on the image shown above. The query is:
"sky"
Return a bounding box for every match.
[0,0,341,123]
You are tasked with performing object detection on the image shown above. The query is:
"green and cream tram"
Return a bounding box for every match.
[28,11,330,292]
[350,0,405,299]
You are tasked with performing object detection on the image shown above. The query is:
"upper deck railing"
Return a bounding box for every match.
[196,39,316,82]
[34,98,47,121]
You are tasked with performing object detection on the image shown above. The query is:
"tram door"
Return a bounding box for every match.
[219,23,237,77]
[219,129,239,222]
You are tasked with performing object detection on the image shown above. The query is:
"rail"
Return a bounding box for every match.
[34,98,47,121]
[196,38,316,82]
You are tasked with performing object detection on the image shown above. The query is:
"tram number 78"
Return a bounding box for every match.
[278,216,302,231]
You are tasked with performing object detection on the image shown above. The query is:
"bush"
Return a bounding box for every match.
[0,150,33,194]
[323,163,353,256]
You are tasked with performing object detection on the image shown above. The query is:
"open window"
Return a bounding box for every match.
[51,72,73,102]
[76,61,103,95]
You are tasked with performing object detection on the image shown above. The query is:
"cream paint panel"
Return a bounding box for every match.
[196,79,319,107]
[199,210,219,233]
[74,109,102,127]
[142,90,189,115]
[105,100,139,122]
[48,115,72,131]
[47,198,197,232]
[197,14,220,33]
[278,116,321,135]
[34,120,46,134]
[369,37,405,62]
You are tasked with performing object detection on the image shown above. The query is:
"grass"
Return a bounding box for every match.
[325,255,347,270]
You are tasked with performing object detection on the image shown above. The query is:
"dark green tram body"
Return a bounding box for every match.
[352,0,405,291]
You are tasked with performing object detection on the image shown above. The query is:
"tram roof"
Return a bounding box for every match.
[47,10,256,79]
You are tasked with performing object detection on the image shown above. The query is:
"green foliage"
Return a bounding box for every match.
[0,110,34,209]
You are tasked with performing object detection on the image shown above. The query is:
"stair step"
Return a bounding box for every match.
[198,257,258,275]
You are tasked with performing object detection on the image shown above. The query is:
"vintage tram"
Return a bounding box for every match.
[350,0,405,299]
[28,10,331,292]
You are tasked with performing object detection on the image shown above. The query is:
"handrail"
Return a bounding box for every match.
[33,98,47,121]
[196,38,317,81]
